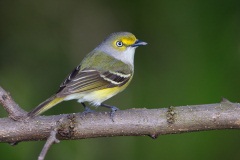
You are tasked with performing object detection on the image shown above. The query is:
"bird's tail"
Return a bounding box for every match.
[27,96,64,117]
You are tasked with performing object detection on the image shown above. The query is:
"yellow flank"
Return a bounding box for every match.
[88,78,132,105]
[94,87,123,100]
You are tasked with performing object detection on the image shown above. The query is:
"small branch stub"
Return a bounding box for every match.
[57,114,76,138]
[38,129,60,160]
[167,106,176,124]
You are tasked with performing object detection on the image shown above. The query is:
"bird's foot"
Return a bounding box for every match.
[82,106,95,115]
[100,103,119,122]
[81,103,95,115]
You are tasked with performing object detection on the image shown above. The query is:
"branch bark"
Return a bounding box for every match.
[0,87,27,120]
[0,85,240,144]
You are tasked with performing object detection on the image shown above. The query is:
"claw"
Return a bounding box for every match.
[82,106,95,115]
[100,104,119,122]
[81,103,95,115]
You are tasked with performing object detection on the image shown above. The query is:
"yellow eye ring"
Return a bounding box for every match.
[116,41,123,47]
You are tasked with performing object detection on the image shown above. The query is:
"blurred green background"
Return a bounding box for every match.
[1,0,240,160]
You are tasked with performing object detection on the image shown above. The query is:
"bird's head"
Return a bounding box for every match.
[97,32,147,65]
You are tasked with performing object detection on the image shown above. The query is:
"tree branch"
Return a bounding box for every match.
[1,86,240,159]
[0,85,240,142]
[0,95,239,143]
[0,86,27,120]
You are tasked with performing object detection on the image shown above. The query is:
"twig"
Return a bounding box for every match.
[38,129,60,160]
[0,86,27,120]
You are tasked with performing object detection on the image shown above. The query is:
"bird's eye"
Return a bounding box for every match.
[116,41,123,47]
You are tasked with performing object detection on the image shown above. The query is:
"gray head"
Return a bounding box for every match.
[95,32,147,66]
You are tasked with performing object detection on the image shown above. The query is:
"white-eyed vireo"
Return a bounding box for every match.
[27,32,147,119]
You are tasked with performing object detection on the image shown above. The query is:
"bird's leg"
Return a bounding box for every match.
[81,102,95,114]
[100,103,119,122]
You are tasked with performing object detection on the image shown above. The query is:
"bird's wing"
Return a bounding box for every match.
[57,65,132,95]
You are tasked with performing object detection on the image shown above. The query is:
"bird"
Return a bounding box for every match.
[27,32,147,120]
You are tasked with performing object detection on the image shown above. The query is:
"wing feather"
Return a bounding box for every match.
[57,66,132,96]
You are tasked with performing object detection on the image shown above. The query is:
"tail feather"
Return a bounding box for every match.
[27,96,64,117]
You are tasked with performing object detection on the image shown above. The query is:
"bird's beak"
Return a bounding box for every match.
[131,39,148,47]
